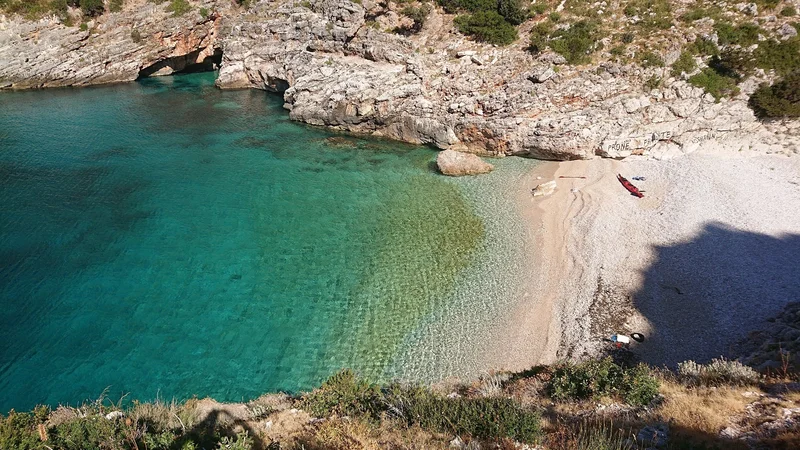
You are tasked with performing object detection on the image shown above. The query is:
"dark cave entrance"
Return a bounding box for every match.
[137,47,223,79]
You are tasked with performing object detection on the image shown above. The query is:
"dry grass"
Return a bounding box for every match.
[129,397,198,432]
[293,418,450,450]
[656,379,753,433]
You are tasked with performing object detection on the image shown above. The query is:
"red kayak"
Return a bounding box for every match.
[617,174,644,198]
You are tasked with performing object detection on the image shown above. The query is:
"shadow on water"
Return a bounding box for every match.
[631,222,800,367]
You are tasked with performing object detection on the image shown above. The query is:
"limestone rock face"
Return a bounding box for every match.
[3,0,798,160]
[436,150,493,176]
[0,1,223,89]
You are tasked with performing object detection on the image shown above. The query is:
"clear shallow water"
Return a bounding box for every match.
[0,72,536,412]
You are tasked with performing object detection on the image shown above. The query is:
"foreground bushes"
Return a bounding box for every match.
[386,385,542,442]
[303,369,542,443]
[548,357,660,406]
[678,357,761,386]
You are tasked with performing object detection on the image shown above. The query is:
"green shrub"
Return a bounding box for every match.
[454,10,518,45]
[549,20,601,65]
[688,68,739,100]
[456,0,498,12]
[399,4,432,33]
[167,0,191,16]
[749,71,800,118]
[710,48,756,80]
[755,38,800,76]
[644,75,663,90]
[623,0,673,31]
[80,0,104,16]
[528,21,554,53]
[109,0,123,12]
[437,0,462,13]
[689,35,719,56]
[49,416,125,450]
[677,358,761,386]
[498,0,526,25]
[638,50,664,67]
[530,1,547,14]
[301,369,381,418]
[79,22,88,31]
[782,6,797,16]
[549,11,561,22]
[0,410,41,450]
[131,28,143,43]
[680,1,722,22]
[621,31,634,44]
[386,385,542,443]
[714,22,762,47]
[671,50,697,77]
[199,7,208,18]
[548,358,659,406]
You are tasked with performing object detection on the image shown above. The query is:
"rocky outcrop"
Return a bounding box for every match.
[0,1,224,89]
[739,302,800,373]
[531,180,556,197]
[2,0,798,160]
[215,0,798,160]
[436,149,493,176]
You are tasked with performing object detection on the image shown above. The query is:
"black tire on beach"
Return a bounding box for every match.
[631,333,645,342]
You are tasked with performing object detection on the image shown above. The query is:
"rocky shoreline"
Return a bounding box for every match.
[2,0,798,161]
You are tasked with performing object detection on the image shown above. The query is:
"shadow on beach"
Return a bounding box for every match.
[632,222,800,367]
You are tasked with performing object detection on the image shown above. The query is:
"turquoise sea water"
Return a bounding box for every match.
[0,72,537,413]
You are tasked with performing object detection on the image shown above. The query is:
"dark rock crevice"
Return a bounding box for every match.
[137,47,223,79]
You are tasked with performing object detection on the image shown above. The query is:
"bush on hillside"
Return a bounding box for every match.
[755,38,800,76]
[0,410,41,450]
[688,67,739,100]
[528,21,554,53]
[301,369,382,419]
[438,0,496,13]
[714,22,762,46]
[0,0,68,18]
[454,10,518,45]
[689,35,719,56]
[671,50,697,77]
[678,358,761,386]
[385,385,542,443]
[749,70,800,118]
[399,4,432,33]
[548,357,660,406]
[79,0,104,16]
[497,0,526,25]
[548,20,601,65]
[638,50,664,67]
[167,0,191,16]
[622,0,673,31]
[710,48,756,80]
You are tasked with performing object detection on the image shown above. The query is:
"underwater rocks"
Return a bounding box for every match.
[436,149,493,176]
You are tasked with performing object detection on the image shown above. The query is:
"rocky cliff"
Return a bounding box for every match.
[1,0,798,160]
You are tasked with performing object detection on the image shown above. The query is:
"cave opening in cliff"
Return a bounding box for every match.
[137,47,223,79]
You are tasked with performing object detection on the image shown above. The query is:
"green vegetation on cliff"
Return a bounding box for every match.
[438,0,524,44]
[4,356,796,449]
[749,70,800,118]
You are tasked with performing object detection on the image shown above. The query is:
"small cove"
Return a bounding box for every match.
[0,72,537,412]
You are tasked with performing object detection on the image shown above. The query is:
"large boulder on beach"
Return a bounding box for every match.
[436,150,493,176]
